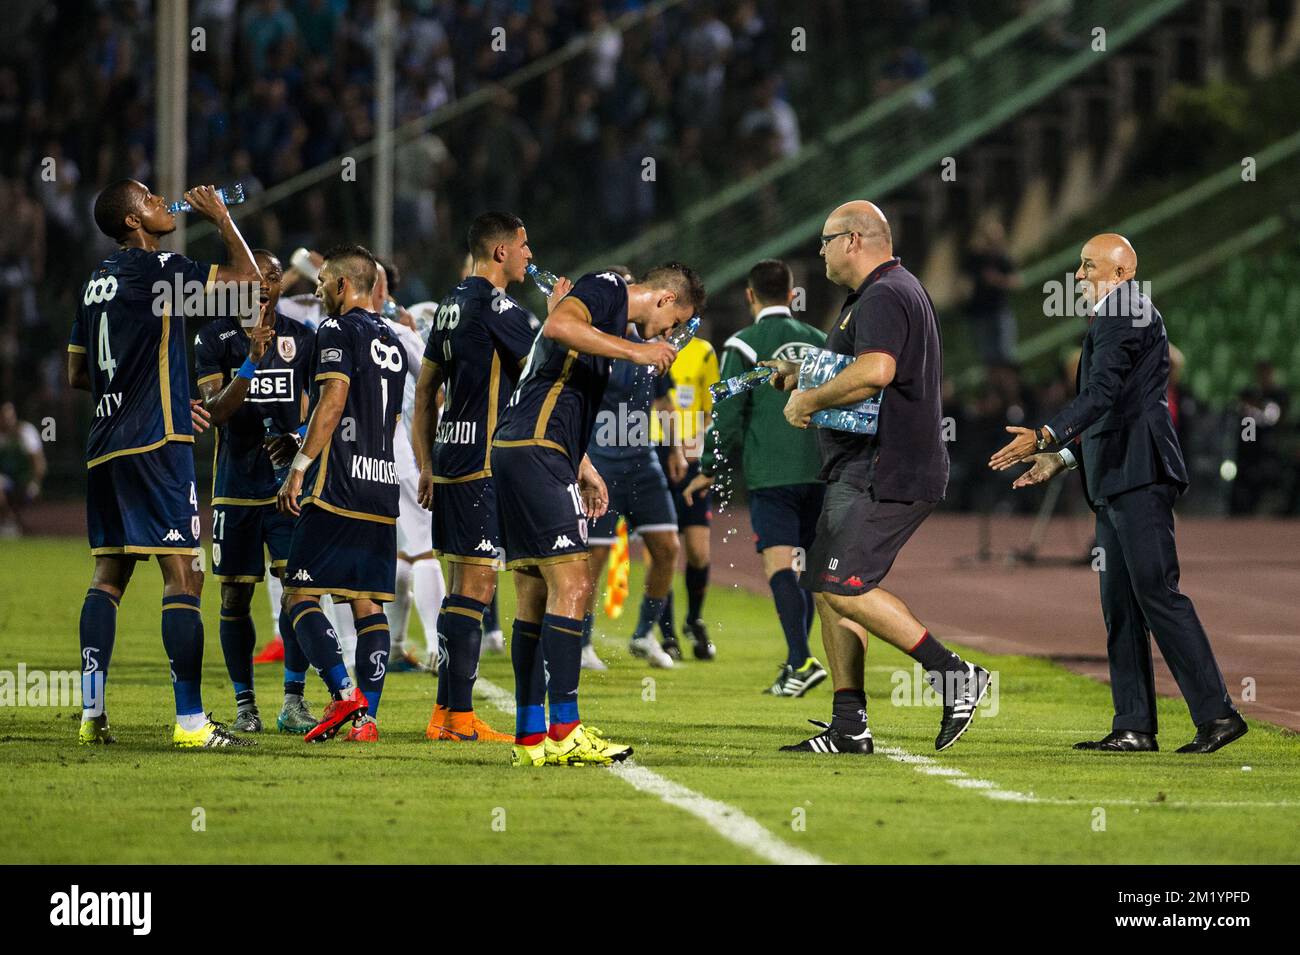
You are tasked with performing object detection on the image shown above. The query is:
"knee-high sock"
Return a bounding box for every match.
[770,569,811,667]
[388,558,413,655]
[324,597,357,671]
[801,587,816,644]
[291,600,353,698]
[79,588,118,718]
[219,611,257,705]
[686,563,709,622]
[631,595,666,641]
[483,591,500,635]
[439,594,485,711]
[434,598,450,707]
[542,613,584,736]
[354,612,390,718]
[511,619,545,743]
[412,558,445,656]
[658,590,677,641]
[265,571,283,638]
[161,594,205,718]
[280,604,308,697]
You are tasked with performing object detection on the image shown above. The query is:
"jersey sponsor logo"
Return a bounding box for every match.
[370,338,403,372]
[239,367,295,402]
[552,535,575,550]
[94,393,123,418]
[772,342,816,363]
[218,328,239,341]
[82,276,119,305]
[291,568,313,582]
[320,347,343,363]
[162,529,184,542]
[435,420,477,445]
[474,538,495,553]
[277,336,297,361]
[350,454,399,484]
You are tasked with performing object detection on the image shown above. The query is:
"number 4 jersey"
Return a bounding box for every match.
[301,308,408,522]
[69,247,218,467]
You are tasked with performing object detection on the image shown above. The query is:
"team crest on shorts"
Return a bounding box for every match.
[278,336,297,362]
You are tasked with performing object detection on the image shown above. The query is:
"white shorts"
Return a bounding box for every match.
[394,424,431,557]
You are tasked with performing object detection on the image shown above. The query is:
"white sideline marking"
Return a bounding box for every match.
[877,746,1300,808]
[474,678,830,865]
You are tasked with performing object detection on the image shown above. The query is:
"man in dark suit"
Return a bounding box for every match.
[989,233,1246,753]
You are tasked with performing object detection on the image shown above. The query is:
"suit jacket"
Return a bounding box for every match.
[1044,281,1188,508]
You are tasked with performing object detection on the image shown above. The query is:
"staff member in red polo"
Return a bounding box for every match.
[765,200,990,755]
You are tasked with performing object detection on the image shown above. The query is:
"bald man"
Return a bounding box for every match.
[766,201,989,755]
[990,234,1245,754]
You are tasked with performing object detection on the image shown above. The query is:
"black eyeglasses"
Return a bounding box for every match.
[819,231,855,249]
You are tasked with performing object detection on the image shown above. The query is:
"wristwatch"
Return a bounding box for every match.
[1035,427,1052,452]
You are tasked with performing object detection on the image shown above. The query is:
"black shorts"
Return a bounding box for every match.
[587,451,678,544]
[212,502,294,582]
[86,441,200,558]
[749,483,825,553]
[433,476,502,566]
[800,480,934,595]
[282,503,397,601]
[490,443,588,569]
[657,450,711,529]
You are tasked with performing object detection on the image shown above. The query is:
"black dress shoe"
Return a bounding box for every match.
[1073,729,1158,752]
[1176,713,1248,753]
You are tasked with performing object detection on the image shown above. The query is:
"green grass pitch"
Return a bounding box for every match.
[1,537,1297,864]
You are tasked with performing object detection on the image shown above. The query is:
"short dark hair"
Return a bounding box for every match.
[93,179,144,241]
[322,243,378,295]
[467,211,524,260]
[375,256,400,292]
[747,259,792,306]
[639,261,706,314]
[252,248,281,270]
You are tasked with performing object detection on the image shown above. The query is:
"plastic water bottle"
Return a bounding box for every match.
[797,348,882,435]
[168,183,247,214]
[264,417,291,485]
[645,315,700,376]
[381,299,399,321]
[709,365,774,403]
[526,263,559,296]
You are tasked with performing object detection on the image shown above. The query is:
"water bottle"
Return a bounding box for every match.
[168,183,247,214]
[797,348,881,435]
[526,262,559,296]
[264,417,291,485]
[645,315,701,376]
[381,299,399,321]
[709,365,773,403]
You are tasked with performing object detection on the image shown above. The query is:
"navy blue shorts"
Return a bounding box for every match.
[588,451,678,544]
[749,483,826,553]
[86,441,200,558]
[282,503,397,601]
[490,443,588,569]
[658,450,711,529]
[211,503,294,582]
[433,476,502,566]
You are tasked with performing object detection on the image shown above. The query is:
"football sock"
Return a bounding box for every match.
[388,558,413,655]
[581,611,593,648]
[658,591,677,642]
[686,563,709,621]
[265,570,283,637]
[830,688,869,735]
[218,611,256,707]
[908,630,966,699]
[801,587,816,643]
[631,595,666,641]
[328,598,357,671]
[291,600,353,698]
[542,613,584,738]
[483,591,499,634]
[411,557,445,657]
[511,619,545,744]
[439,594,485,712]
[161,594,205,718]
[280,605,308,697]
[434,597,450,707]
[354,612,390,718]
[770,570,811,668]
[79,588,117,718]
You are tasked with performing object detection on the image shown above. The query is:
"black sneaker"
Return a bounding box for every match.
[660,636,683,661]
[764,657,827,697]
[780,719,873,754]
[685,618,715,660]
[935,662,991,751]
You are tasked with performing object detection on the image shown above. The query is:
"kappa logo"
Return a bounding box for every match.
[491,294,517,314]
[291,568,313,582]
[475,539,495,553]
[552,535,575,550]
[597,272,620,284]
[321,318,342,330]
[162,529,184,542]
[157,252,174,267]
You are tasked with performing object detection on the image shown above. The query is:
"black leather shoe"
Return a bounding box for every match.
[1176,713,1248,753]
[1073,729,1158,752]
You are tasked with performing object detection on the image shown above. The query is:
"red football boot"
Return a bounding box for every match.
[344,716,379,742]
[253,635,285,664]
[304,687,368,742]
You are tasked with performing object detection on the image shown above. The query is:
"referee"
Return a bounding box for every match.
[765,201,989,754]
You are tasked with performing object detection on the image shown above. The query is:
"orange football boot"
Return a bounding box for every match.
[426,703,452,740]
[444,709,514,742]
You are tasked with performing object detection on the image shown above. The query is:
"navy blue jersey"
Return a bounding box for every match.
[588,335,671,461]
[68,247,217,467]
[302,308,407,522]
[194,309,313,503]
[494,271,629,467]
[422,276,538,481]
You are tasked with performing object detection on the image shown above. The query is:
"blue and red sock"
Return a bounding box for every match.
[542,613,583,740]
[511,619,545,744]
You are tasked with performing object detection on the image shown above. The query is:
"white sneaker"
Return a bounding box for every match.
[580,644,608,671]
[481,629,506,656]
[629,635,674,669]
